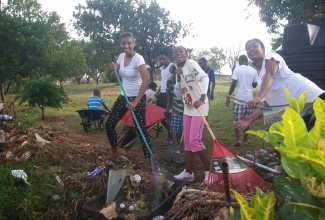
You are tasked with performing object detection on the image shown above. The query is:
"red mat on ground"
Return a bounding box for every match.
[208,139,273,194]
[120,102,165,128]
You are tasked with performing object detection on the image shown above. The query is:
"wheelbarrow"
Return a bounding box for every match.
[76,109,109,132]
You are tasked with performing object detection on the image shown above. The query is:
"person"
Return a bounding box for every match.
[145,82,157,103]
[166,65,185,147]
[105,32,152,165]
[235,38,325,130]
[225,55,258,147]
[87,89,110,112]
[155,51,173,146]
[198,58,216,106]
[172,46,210,182]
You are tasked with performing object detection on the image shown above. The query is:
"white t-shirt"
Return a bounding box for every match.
[145,89,156,102]
[160,63,173,93]
[232,65,258,104]
[117,53,145,97]
[180,59,209,116]
[259,52,324,106]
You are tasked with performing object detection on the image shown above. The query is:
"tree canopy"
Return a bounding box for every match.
[248,0,325,34]
[73,0,191,81]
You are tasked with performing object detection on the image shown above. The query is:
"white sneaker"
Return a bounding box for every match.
[174,169,194,182]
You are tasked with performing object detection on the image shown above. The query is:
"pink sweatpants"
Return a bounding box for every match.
[183,114,206,152]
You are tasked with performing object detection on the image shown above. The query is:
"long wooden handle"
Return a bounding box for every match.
[176,64,216,140]
[227,95,248,104]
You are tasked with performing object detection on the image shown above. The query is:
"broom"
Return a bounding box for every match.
[226,95,314,125]
[177,66,272,193]
[112,69,174,179]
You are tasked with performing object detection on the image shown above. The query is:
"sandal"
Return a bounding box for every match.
[160,139,173,146]
[232,142,241,147]
[243,140,251,144]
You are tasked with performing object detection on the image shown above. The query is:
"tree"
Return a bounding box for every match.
[19,75,68,120]
[247,0,325,34]
[194,47,227,73]
[73,0,191,82]
[226,45,242,75]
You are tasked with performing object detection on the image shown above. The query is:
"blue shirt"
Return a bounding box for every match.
[203,67,215,94]
[87,95,105,110]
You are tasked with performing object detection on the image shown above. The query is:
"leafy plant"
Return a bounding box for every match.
[246,87,325,219]
[232,188,276,220]
[19,75,69,120]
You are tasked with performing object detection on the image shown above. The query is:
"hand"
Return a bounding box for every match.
[210,93,214,101]
[234,116,253,130]
[164,110,171,117]
[194,100,204,109]
[225,98,230,107]
[175,68,183,82]
[110,62,117,71]
[247,97,261,109]
[126,101,138,110]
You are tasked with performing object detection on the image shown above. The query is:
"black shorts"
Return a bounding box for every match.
[156,92,167,109]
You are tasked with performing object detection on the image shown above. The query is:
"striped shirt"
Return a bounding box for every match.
[166,76,184,116]
[87,95,105,110]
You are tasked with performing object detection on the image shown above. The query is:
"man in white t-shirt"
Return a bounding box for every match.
[225,55,258,147]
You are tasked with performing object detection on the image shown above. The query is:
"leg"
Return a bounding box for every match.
[232,103,242,146]
[183,114,193,173]
[105,95,129,157]
[131,95,152,159]
[243,106,253,143]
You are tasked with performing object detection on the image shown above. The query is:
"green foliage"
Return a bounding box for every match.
[19,75,69,120]
[247,0,325,34]
[246,88,325,219]
[232,188,276,220]
[193,47,227,72]
[14,111,39,129]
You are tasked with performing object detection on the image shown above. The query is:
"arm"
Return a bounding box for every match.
[225,80,237,107]
[193,76,208,109]
[165,89,172,116]
[155,87,161,98]
[210,81,216,100]
[127,64,149,110]
[110,62,120,82]
[102,103,110,112]
[234,101,269,129]
[248,58,279,108]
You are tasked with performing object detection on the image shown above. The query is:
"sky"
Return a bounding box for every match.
[6,0,277,73]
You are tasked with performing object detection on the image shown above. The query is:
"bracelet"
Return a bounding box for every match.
[199,98,205,104]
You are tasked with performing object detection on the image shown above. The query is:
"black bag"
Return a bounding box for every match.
[117,127,137,149]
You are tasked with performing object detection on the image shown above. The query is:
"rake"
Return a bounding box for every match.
[226,95,314,125]
[177,66,272,193]
[112,70,173,180]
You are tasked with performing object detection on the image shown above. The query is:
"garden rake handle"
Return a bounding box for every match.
[226,95,248,104]
[176,65,216,140]
[112,70,153,156]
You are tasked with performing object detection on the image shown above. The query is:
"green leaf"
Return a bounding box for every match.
[272,176,324,207]
[232,189,253,220]
[284,87,300,112]
[313,97,325,137]
[252,191,276,220]
[297,90,310,113]
[280,154,311,179]
[318,207,325,220]
[52,195,61,200]
[276,147,325,180]
[278,203,322,220]
[282,108,309,148]
[308,119,321,150]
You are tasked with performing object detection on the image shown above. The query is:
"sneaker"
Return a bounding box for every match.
[174,169,194,182]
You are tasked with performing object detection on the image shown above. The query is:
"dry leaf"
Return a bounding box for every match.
[99,202,117,219]
[6,151,12,159]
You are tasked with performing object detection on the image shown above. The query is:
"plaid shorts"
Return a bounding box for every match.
[171,113,183,133]
[233,103,253,123]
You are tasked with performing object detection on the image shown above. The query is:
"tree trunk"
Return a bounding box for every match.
[0,82,4,102]
[4,80,12,94]
[41,108,45,120]
[77,78,81,85]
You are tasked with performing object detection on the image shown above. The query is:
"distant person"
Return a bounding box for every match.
[155,51,173,146]
[172,46,210,183]
[166,65,185,147]
[106,32,152,166]
[198,58,215,122]
[225,55,258,147]
[235,38,325,131]
[87,89,110,112]
[145,82,157,103]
